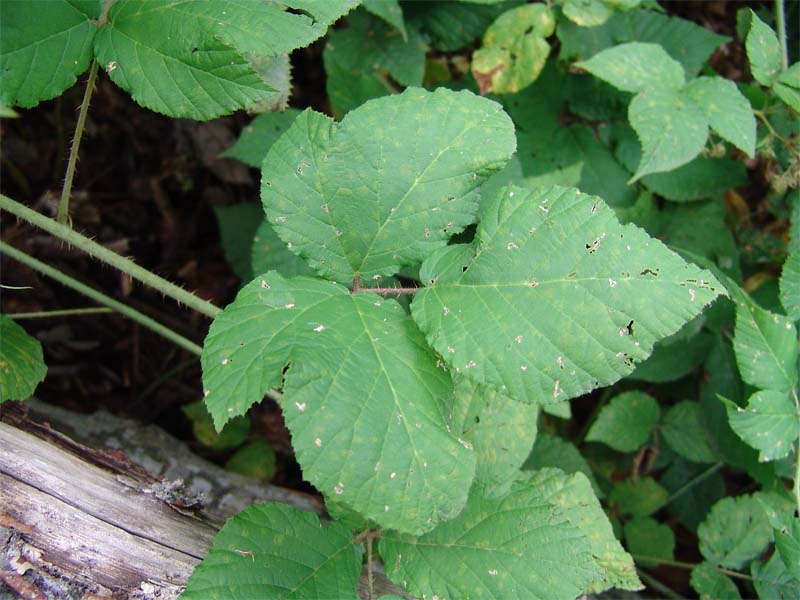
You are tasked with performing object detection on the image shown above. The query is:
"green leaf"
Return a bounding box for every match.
[222,110,301,169]
[774,63,800,112]
[522,433,602,497]
[261,88,516,283]
[412,185,722,406]
[752,552,800,599]
[379,475,603,600]
[225,440,276,481]
[628,330,713,382]
[181,502,362,599]
[661,401,718,463]
[624,517,675,566]
[698,495,772,570]
[214,204,264,281]
[609,477,668,517]
[781,248,800,320]
[775,518,800,580]
[323,10,426,117]
[642,157,748,203]
[683,77,756,158]
[471,3,555,94]
[562,0,614,27]
[732,296,798,393]
[746,10,782,86]
[243,53,292,113]
[690,561,742,600]
[251,220,315,280]
[450,377,539,498]
[577,42,685,93]
[94,0,359,120]
[404,0,514,52]
[559,8,728,75]
[628,87,708,181]
[0,315,47,403]
[182,400,250,450]
[533,469,642,592]
[585,391,659,452]
[0,0,97,108]
[662,458,725,532]
[363,0,407,40]
[201,274,475,534]
[724,391,800,463]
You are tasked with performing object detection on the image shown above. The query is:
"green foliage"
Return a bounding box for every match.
[624,517,675,566]
[698,495,772,570]
[225,440,277,481]
[221,109,301,168]
[585,391,659,452]
[610,477,669,517]
[181,503,363,599]
[0,315,47,403]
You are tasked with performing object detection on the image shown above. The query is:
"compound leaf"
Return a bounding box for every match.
[562,0,615,27]
[523,433,602,497]
[181,502,362,600]
[624,517,675,566]
[609,477,668,517]
[450,377,539,498]
[724,391,800,463]
[471,3,555,95]
[379,475,602,600]
[752,552,800,599]
[412,185,722,406]
[94,0,359,120]
[628,87,708,181]
[214,204,264,281]
[746,10,782,87]
[533,469,641,593]
[698,495,772,570]
[0,315,47,403]
[774,63,800,111]
[577,42,685,93]
[661,401,718,463]
[404,0,511,52]
[262,88,516,283]
[363,0,407,40]
[201,274,475,534]
[683,77,756,158]
[586,391,659,452]
[0,0,97,107]
[732,296,798,393]
[775,517,800,580]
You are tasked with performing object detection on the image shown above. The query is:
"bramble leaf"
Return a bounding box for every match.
[624,517,675,566]
[450,377,539,498]
[752,552,800,599]
[0,0,97,108]
[214,204,264,281]
[775,517,800,580]
[698,495,772,569]
[412,185,722,406]
[781,248,800,321]
[251,220,314,280]
[577,42,685,93]
[661,401,718,463]
[732,296,798,393]
[0,315,47,403]
[561,0,615,27]
[404,0,511,52]
[610,477,668,517]
[261,88,516,283]
[363,0,407,40]
[746,10,782,86]
[201,274,475,534]
[181,502,362,600]
[585,391,659,452]
[471,3,555,95]
[379,474,603,600]
[94,0,359,120]
[628,87,708,181]
[724,391,800,463]
[523,433,602,497]
[774,63,800,111]
[683,77,756,158]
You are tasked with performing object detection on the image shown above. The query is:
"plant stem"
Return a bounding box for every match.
[636,570,685,600]
[355,286,420,296]
[367,534,375,600]
[9,307,113,319]
[0,194,221,318]
[666,462,725,505]
[775,0,789,71]
[634,554,755,582]
[57,59,99,225]
[0,241,203,356]
[792,387,800,515]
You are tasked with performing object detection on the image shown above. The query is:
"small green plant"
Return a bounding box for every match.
[1,1,799,599]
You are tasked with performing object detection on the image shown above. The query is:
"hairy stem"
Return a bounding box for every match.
[351,274,419,296]
[9,307,113,319]
[0,241,203,356]
[636,570,684,600]
[775,0,788,71]
[792,387,800,515]
[634,554,754,582]
[666,462,725,505]
[57,59,99,225]
[1,194,220,318]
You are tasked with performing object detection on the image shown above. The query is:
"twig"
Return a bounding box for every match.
[8,307,113,319]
